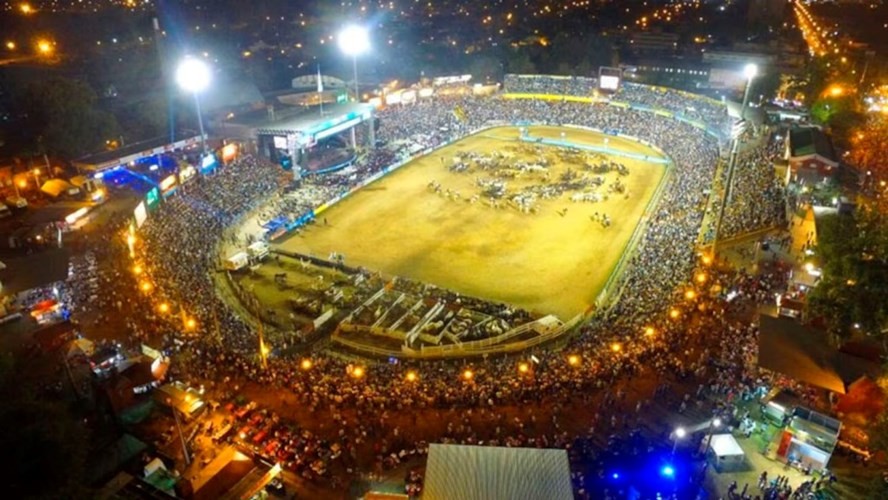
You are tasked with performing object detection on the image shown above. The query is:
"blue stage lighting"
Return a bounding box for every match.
[660,465,675,478]
[611,472,620,480]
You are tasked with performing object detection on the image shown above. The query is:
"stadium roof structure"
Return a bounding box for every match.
[243,102,374,134]
[788,127,838,164]
[757,314,881,394]
[74,132,203,173]
[422,444,573,500]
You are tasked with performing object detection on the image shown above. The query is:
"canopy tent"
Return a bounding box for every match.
[40,178,76,197]
[67,337,96,358]
[422,444,573,500]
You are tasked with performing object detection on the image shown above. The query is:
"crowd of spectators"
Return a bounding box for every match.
[717,132,788,239]
[58,77,824,497]
[502,74,733,138]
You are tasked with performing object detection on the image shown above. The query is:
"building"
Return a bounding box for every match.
[785,127,839,185]
[422,444,573,500]
[628,31,679,55]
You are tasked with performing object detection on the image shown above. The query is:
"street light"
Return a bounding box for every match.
[672,427,686,456]
[338,25,369,101]
[36,40,53,55]
[175,56,211,153]
[702,417,722,455]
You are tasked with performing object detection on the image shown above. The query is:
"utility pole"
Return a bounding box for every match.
[169,399,192,466]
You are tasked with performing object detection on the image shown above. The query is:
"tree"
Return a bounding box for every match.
[505,49,535,74]
[849,114,888,185]
[15,77,120,159]
[807,209,888,345]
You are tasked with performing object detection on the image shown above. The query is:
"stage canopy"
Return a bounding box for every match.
[423,444,572,500]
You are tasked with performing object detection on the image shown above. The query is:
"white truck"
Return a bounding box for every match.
[224,252,250,271]
[247,241,270,261]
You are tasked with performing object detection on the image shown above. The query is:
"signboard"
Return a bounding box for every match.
[134,201,147,228]
[273,136,288,149]
[200,154,217,173]
[599,67,623,92]
[160,174,177,193]
[433,75,472,86]
[221,143,238,163]
[145,187,160,211]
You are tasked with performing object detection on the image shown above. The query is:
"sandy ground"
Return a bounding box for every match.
[275,126,666,320]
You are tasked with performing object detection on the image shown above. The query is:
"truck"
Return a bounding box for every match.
[224,252,250,271]
[247,241,270,261]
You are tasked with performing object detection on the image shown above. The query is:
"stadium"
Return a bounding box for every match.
[135,74,728,361]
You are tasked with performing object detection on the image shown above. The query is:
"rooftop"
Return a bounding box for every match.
[423,444,573,500]
[789,127,838,163]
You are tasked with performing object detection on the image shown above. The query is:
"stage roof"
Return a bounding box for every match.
[422,444,572,500]
[239,102,374,137]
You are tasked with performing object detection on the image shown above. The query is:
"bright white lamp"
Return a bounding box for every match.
[339,25,370,101]
[176,57,211,93]
[743,63,758,80]
[338,25,369,57]
[176,57,211,153]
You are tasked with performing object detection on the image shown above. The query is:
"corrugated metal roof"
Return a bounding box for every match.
[423,444,573,500]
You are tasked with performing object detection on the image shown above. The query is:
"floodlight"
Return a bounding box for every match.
[176,57,211,93]
[743,63,758,80]
[661,465,675,477]
[338,25,369,57]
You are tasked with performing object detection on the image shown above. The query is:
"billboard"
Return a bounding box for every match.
[599,67,623,92]
[134,201,147,228]
[145,187,160,211]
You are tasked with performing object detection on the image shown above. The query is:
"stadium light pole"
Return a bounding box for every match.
[671,427,686,457]
[712,63,758,258]
[175,56,211,154]
[338,25,369,102]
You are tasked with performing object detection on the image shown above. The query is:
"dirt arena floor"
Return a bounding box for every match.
[274,126,667,320]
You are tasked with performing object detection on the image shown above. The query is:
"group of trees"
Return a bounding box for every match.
[807,207,888,345]
[1,75,121,160]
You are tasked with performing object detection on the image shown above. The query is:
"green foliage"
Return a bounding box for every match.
[807,210,888,341]
[16,77,120,158]
[505,49,536,74]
